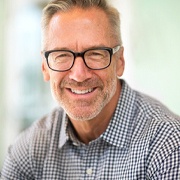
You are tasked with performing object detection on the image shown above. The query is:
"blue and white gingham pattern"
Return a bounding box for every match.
[1,80,180,179]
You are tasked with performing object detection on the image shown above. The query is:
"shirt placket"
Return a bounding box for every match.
[82,143,98,180]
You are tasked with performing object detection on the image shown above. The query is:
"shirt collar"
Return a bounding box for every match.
[59,111,82,148]
[59,111,69,148]
[59,79,137,149]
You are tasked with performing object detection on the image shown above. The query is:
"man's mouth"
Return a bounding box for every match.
[70,88,94,95]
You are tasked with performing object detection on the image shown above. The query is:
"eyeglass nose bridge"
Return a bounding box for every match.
[72,51,89,68]
[73,52,85,60]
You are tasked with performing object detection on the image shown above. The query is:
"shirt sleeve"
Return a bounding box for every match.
[148,126,180,180]
[150,147,180,179]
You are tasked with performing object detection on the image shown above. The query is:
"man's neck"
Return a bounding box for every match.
[69,80,121,145]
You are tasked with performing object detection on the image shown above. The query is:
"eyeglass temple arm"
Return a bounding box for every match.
[112,45,121,54]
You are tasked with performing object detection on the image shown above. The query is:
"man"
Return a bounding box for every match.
[1,0,180,179]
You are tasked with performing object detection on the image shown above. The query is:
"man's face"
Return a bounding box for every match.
[42,7,124,121]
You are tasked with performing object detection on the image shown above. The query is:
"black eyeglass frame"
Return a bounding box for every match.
[44,45,121,72]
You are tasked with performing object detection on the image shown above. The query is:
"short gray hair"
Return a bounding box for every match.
[41,0,122,50]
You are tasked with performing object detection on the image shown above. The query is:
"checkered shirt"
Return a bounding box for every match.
[1,80,180,179]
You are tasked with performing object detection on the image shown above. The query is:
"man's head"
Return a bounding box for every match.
[41,0,122,50]
[41,0,125,121]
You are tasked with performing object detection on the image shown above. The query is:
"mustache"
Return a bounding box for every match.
[60,78,103,88]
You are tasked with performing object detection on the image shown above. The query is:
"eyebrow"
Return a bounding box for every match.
[48,44,109,52]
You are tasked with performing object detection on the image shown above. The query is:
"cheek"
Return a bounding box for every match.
[49,73,64,94]
[49,71,66,84]
[50,76,64,102]
[108,62,118,79]
[96,66,117,89]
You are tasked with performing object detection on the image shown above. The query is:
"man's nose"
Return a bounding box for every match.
[68,57,92,82]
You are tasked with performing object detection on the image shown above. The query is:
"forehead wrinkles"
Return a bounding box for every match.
[45,7,113,50]
[50,8,110,34]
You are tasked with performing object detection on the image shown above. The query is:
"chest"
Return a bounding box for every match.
[39,141,148,180]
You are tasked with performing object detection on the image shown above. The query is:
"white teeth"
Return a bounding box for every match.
[71,88,94,95]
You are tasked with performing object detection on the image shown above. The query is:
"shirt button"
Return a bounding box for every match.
[86,168,93,175]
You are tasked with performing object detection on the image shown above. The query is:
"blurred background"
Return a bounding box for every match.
[0,0,180,168]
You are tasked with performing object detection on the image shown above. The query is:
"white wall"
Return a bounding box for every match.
[111,0,180,114]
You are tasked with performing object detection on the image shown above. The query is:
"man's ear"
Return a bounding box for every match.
[116,46,125,77]
[41,52,50,81]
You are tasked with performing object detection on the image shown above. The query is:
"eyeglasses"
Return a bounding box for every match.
[44,45,121,72]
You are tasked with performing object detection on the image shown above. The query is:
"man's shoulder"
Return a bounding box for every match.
[119,80,179,143]
[135,90,180,125]
[1,107,65,178]
[130,90,180,176]
[121,80,179,126]
[133,90,180,148]
[9,107,65,159]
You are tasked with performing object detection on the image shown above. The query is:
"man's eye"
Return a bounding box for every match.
[52,52,72,62]
[56,53,71,58]
[87,51,105,58]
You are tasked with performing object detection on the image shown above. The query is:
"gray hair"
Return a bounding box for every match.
[41,0,122,50]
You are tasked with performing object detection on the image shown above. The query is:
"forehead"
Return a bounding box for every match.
[46,7,113,50]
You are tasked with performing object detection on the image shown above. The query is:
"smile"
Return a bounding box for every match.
[70,88,94,95]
